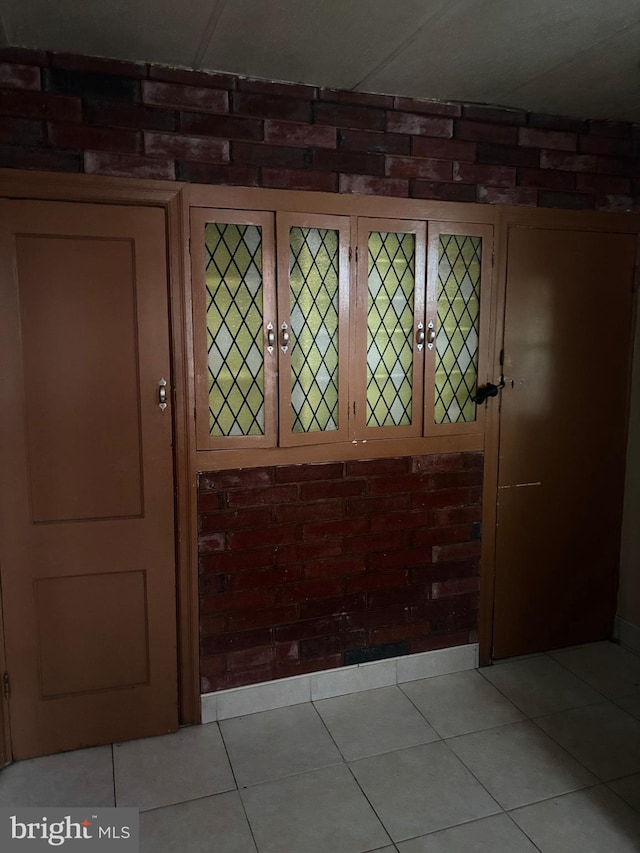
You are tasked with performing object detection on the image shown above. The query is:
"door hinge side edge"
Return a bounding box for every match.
[3,673,10,701]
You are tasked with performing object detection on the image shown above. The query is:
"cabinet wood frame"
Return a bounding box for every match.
[425,221,494,437]
[190,207,278,451]
[355,217,427,441]
[276,211,351,447]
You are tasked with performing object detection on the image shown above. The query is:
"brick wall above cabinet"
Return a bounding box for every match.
[198,452,482,692]
[0,48,639,211]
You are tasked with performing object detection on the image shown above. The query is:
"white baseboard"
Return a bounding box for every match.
[614,616,640,655]
[201,642,479,723]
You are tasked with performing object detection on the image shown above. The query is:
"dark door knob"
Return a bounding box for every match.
[472,379,504,404]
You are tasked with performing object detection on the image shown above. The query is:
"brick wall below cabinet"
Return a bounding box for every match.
[198,453,483,692]
[0,49,639,210]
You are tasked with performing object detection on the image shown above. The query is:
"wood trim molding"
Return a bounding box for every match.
[167,190,201,725]
[0,168,185,205]
[187,184,499,224]
[478,212,507,667]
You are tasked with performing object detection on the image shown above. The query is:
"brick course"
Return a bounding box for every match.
[198,453,482,692]
[0,48,639,211]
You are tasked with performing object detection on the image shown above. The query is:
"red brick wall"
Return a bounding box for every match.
[0,48,639,210]
[198,453,482,692]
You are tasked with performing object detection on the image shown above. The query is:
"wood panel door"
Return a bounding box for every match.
[0,199,178,759]
[493,226,636,658]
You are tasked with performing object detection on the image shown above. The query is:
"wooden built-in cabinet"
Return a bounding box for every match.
[190,203,494,464]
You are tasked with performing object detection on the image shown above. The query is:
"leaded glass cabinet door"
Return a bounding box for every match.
[425,222,493,435]
[355,218,426,439]
[276,213,350,446]
[191,208,277,449]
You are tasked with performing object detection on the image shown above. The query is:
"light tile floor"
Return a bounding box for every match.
[1,641,640,852]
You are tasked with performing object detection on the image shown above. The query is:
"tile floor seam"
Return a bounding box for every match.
[240,756,347,791]
[396,681,431,722]
[615,639,640,659]
[603,769,640,785]
[341,756,395,848]
[391,812,518,846]
[136,788,243,814]
[309,698,351,763]
[503,780,609,813]
[605,778,633,808]
[395,681,450,737]
[110,743,116,807]
[440,722,598,812]
[500,810,545,853]
[546,645,638,700]
[437,735,505,814]
[344,748,490,849]
[215,720,243,793]
[475,665,532,717]
[316,684,441,759]
[476,656,607,719]
[432,713,525,739]
[235,788,260,853]
[508,782,640,853]
[526,700,636,784]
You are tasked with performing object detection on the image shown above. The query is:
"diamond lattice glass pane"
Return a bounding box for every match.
[289,227,340,433]
[366,231,415,427]
[435,234,482,424]
[205,223,265,436]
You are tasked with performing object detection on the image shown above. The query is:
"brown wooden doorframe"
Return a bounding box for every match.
[479,205,640,666]
[0,169,201,737]
[0,583,11,768]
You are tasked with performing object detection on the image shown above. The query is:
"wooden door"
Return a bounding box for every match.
[0,199,178,759]
[493,226,636,658]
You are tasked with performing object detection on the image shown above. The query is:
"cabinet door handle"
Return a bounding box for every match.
[416,323,425,351]
[158,377,168,412]
[266,323,275,353]
[426,322,436,349]
[281,323,290,353]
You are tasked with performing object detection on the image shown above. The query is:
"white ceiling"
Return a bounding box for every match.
[4,0,640,120]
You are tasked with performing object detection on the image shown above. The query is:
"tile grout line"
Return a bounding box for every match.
[438,735,505,813]
[309,699,396,849]
[215,720,241,793]
[110,743,117,807]
[524,701,632,788]
[442,719,602,814]
[398,676,527,739]
[502,807,546,852]
[543,646,631,700]
[216,716,261,852]
[476,651,608,716]
[314,686,528,847]
[234,790,260,853]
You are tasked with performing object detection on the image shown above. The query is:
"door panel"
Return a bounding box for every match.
[18,234,143,522]
[425,222,493,436]
[0,200,178,758]
[356,218,426,440]
[276,212,351,446]
[190,208,277,450]
[493,227,636,658]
